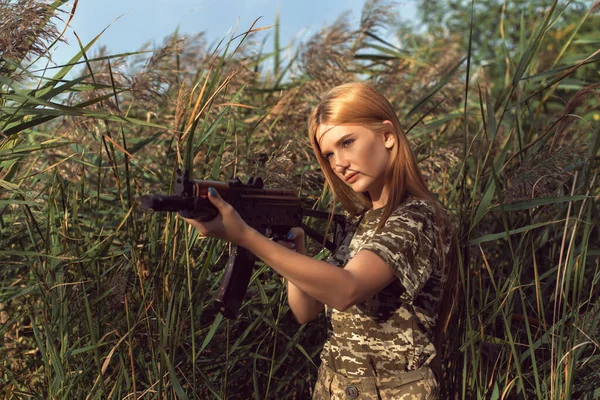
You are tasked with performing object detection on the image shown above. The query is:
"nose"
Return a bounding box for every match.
[333,158,350,174]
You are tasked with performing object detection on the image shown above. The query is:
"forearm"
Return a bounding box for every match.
[287,280,324,324]
[239,227,353,310]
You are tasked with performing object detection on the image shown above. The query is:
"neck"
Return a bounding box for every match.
[368,186,388,210]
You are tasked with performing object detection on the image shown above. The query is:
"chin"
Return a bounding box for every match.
[349,182,369,193]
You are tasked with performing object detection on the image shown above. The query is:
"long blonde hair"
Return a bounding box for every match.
[307,82,459,352]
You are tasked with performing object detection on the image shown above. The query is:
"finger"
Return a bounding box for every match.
[207,187,229,211]
[276,240,296,250]
[180,215,207,235]
[286,227,304,240]
[286,227,306,249]
[180,215,198,227]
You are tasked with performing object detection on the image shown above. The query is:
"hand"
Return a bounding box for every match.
[180,187,250,245]
[276,227,306,255]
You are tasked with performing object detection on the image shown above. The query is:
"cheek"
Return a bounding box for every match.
[361,142,389,170]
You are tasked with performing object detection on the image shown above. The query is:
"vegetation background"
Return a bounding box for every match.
[1,0,598,398]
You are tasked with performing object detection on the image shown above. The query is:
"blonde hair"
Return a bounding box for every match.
[308,82,459,356]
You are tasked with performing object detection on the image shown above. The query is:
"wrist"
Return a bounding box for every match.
[236,224,256,249]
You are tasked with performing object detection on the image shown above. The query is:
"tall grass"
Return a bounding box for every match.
[1,0,599,399]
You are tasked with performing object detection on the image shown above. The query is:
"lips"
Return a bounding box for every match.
[344,172,358,182]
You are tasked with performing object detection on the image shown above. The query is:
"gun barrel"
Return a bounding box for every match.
[139,195,192,212]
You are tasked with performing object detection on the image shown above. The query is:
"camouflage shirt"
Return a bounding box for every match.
[320,197,450,378]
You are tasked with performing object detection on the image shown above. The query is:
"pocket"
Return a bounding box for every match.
[421,368,440,398]
[330,374,378,399]
[312,365,330,400]
[375,369,437,399]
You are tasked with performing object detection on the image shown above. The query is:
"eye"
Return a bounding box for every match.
[322,138,354,161]
[341,139,354,148]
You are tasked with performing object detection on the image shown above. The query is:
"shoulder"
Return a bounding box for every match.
[359,196,440,241]
[387,197,436,230]
[356,198,434,250]
[396,197,454,258]
[396,197,435,215]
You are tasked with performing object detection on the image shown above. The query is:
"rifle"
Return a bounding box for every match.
[139,168,348,319]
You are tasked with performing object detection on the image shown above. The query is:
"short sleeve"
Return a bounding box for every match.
[359,203,435,303]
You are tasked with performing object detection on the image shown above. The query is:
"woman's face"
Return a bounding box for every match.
[316,123,396,197]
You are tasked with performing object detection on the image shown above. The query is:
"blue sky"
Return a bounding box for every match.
[50,0,417,67]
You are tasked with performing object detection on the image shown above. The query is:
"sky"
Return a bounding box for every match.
[49,0,418,68]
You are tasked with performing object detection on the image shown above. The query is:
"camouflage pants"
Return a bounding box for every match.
[311,363,439,400]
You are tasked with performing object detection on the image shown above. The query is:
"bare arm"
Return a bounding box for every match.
[239,227,396,312]
[287,281,324,324]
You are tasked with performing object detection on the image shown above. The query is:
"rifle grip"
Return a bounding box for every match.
[215,244,257,319]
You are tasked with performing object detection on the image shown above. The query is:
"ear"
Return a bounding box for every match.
[382,120,396,149]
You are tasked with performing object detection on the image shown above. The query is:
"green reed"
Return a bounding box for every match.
[1,0,599,399]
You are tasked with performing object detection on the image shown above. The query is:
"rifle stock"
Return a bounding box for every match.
[140,169,348,318]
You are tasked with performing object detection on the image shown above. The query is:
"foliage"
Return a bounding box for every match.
[1,0,599,399]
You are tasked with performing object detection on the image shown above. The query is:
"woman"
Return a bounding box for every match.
[182,83,457,399]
